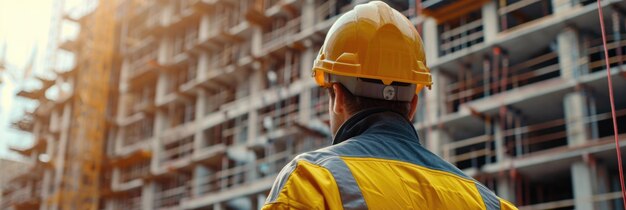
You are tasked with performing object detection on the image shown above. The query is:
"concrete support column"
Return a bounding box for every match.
[197,52,209,80]
[482,1,499,44]
[192,166,211,197]
[155,71,168,104]
[40,169,52,210]
[114,127,125,155]
[494,120,507,162]
[152,108,166,172]
[198,14,210,41]
[257,194,267,210]
[119,60,130,91]
[497,176,516,205]
[141,182,155,210]
[247,69,263,145]
[214,202,224,210]
[194,89,206,153]
[426,69,450,122]
[158,36,169,64]
[422,18,439,64]
[564,91,594,209]
[427,128,452,158]
[298,41,315,123]
[557,27,584,79]
[161,1,173,26]
[301,0,315,29]
[571,162,594,209]
[552,0,579,14]
[111,167,120,190]
[251,27,263,58]
[564,92,589,146]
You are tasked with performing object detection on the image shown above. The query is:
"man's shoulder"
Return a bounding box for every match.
[290,146,342,166]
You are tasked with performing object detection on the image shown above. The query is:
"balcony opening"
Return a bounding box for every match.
[511,171,574,209]
[498,0,553,31]
[154,174,191,209]
[119,160,150,184]
[113,189,141,210]
[583,31,626,74]
[446,122,495,170]
[129,83,156,115]
[161,135,194,165]
[123,117,154,146]
[204,87,236,115]
[223,114,249,145]
[264,51,301,89]
[311,87,330,122]
[315,0,351,24]
[438,9,484,56]
[168,102,196,128]
[202,123,232,148]
[445,46,559,113]
[262,16,301,52]
[258,96,300,137]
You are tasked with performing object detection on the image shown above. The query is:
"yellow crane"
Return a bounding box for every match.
[55,0,117,209]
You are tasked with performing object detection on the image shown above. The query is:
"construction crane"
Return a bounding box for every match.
[53,0,117,209]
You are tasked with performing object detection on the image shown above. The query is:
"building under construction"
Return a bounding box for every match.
[3,0,626,209]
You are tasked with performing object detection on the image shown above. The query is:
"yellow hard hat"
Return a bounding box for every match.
[312,1,432,102]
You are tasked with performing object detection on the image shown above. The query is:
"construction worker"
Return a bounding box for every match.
[263,1,517,209]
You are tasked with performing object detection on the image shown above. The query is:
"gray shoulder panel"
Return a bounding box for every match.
[265,160,298,203]
[264,150,368,209]
[476,183,501,210]
[318,156,368,210]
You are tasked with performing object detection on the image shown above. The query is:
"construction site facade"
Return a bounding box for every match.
[3,0,626,209]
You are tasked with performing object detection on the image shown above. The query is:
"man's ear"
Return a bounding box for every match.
[408,94,418,120]
[332,84,345,115]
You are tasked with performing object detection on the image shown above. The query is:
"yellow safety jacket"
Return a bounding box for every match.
[263,109,517,210]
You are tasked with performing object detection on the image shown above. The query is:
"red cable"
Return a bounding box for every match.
[596,0,626,208]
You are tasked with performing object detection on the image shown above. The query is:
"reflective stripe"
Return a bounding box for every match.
[319,156,368,210]
[476,183,501,210]
[266,160,297,203]
[266,151,368,209]
[329,135,473,180]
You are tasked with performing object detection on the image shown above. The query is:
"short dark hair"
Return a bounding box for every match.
[328,84,412,118]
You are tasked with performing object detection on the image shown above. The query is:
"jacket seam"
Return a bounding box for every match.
[340,156,477,184]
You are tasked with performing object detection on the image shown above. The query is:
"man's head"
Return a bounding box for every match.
[311,1,433,137]
[327,83,419,136]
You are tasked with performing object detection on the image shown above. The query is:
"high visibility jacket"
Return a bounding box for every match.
[263,109,517,210]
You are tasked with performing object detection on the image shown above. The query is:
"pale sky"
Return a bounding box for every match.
[0,0,55,160]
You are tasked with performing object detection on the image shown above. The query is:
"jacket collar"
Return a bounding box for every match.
[332,108,420,145]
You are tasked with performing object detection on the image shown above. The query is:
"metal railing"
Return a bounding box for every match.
[445,50,559,113]
[498,0,552,31]
[518,191,624,210]
[205,90,235,114]
[128,44,158,79]
[123,117,154,146]
[443,108,626,169]
[311,87,330,122]
[262,18,301,51]
[154,181,191,209]
[221,115,248,146]
[583,35,626,74]
[119,161,150,183]
[194,151,290,195]
[258,97,299,136]
[439,13,484,56]
[160,136,194,165]
[113,196,141,210]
